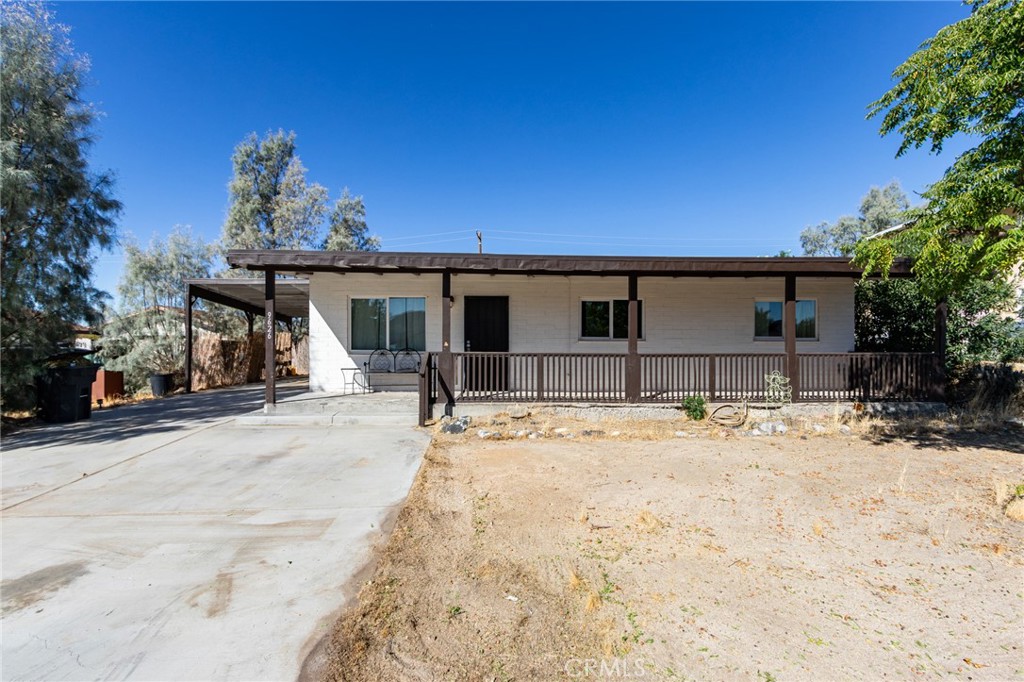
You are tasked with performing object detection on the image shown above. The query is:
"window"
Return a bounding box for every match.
[351,298,386,350]
[581,300,643,340]
[754,300,817,340]
[389,297,426,351]
[795,300,816,339]
[351,297,426,351]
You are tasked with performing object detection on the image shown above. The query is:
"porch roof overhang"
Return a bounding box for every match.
[184,277,309,321]
[225,250,914,278]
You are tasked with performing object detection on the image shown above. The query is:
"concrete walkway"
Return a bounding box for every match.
[2,381,429,681]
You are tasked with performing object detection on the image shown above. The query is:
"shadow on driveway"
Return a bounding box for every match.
[3,379,308,451]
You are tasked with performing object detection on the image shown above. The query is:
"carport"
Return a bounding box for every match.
[183,278,309,399]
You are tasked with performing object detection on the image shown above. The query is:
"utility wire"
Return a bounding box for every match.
[379,229,475,243]
[487,229,775,243]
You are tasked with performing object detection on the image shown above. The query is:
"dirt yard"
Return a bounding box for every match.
[316,418,1023,681]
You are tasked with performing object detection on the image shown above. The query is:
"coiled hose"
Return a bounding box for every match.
[708,403,747,427]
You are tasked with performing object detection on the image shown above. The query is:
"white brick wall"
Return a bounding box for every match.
[308,273,442,392]
[308,272,855,392]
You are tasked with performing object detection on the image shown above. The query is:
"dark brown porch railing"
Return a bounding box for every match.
[418,351,942,422]
[799,352,941,402]
[639,353,794,403]
[417,352,435,427]
[451,352,627,402]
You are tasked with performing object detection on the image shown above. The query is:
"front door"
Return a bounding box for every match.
[463,296,509,393]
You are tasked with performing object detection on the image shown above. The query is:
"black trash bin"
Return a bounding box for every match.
[37,365,99,423]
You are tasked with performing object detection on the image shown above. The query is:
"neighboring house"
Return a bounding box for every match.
[72,324,100,351]
[226,251,945,412]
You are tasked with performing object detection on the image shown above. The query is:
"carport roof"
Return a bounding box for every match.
[185,278,309,319]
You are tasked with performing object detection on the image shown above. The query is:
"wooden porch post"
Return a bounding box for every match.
[265,270,276,407]
[934,298,948,401]
[185,283,194,394]
[439,270,455,416]
[785,275,800,401]
[245,311,255,339]
[626,273,640,402]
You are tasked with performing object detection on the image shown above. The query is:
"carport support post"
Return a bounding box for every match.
[245,311,255,339]
[934,298,948,401]
[265,270,276,407]
[625,273,640,402]
[185,284,194,394]
[439,270,455,416]
[785,275,800,401]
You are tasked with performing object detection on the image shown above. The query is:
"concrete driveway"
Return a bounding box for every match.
[2,381,429,681]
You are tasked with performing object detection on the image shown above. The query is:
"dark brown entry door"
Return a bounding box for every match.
[463,296,509,392]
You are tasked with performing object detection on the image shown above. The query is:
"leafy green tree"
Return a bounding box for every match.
[323,188,380,251]
[0,1,121,409]
[221,130,328,251]
[801,182,909,256]
[857,0,1024,300]
[805,181,1023,367]
[101,226,221,393]
[857,278,1023,364]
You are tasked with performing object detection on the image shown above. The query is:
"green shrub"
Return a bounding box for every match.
[681,396,707,421]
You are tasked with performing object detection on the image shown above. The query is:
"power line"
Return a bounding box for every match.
[484,235,789,247]
[379,236,474,249]
[378,229,474,243]
[487,229,773,242]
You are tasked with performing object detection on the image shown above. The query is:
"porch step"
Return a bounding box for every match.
[234,390,419,427]
[365,373,419,391]
[235,413,414,427]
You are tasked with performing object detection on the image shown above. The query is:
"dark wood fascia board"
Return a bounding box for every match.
[225,250,914,278]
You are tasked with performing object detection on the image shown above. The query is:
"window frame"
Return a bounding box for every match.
[753,297,818,342]
[579,298,645,341]
[350,296,427,352]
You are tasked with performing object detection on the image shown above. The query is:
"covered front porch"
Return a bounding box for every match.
[223,251,947,422]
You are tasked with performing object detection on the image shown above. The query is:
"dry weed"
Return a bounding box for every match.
[474,560,497,579]
[2,409,35,419]
[598,619,617,657]
[977,543,1008,555]
[895,457,910,493]
[1005,498,1024,522]
[585,591,602,612]
[567,567,585,592]
[993,478,1011,509]
[812,520,825,537]
[636,509,665,532]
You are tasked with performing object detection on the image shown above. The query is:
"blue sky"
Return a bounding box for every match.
[57,1,970,299]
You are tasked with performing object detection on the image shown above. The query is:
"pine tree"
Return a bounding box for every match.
[1,1,122,408]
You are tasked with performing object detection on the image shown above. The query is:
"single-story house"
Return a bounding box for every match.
[220,251,946,419]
